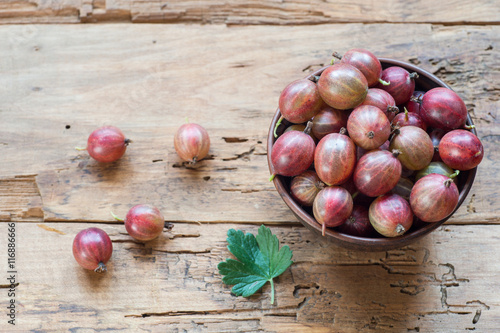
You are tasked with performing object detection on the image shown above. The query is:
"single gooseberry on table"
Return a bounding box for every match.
[73,228,113,273]
[113,204,166,242]
[80,126,130,163]
[174,123,211,165]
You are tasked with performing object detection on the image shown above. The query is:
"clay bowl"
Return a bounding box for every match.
[267,58,477,251]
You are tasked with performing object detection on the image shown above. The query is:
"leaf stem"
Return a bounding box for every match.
[270,278,275,305]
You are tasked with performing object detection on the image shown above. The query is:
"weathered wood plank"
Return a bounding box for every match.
[0,175,43,222]
[0,0,499,24]
[0,0,81,23]
[0,222,498,331]
[1,24,498,224]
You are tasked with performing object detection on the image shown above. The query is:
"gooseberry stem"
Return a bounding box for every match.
[303,121,313,135]
[391,149,402,158]
[94,262,107,273]
[387,106,399,114]
[269,173,276,182]
[110,211,124,222]
[449,170,460,179]
[75,147,87,151]
[391,127,401,136]
[332,52,343,60]
[410,95,422,104]
[274,116,284,138]
[444,171,459,188]
[379,78,390,86]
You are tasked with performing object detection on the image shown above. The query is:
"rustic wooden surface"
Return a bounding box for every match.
[1,0,499,24]
[0,2,499,332]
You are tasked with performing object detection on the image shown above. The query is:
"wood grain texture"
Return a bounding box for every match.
[0,24,498,224]
[0,23,499,332]
[0,222,498,331]
[0,0,499,24]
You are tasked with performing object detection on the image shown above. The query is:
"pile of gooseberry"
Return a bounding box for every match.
[270,48,484,238]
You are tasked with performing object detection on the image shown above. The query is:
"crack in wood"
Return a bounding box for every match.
[222,137,249,143]
[125,303,305,318]
[171,155,215,169]
[111,239,144,244]
[263,312,297,318]
[221,188,274,193]
[36,223,65,235]
[216,167,238,171]
[389,280,425,296]
[152,249,212,255]
[292,283,320,297]
[466,300,491,310]
[168,233,201,239]
[472,309,481,324]
[222,146,256,161]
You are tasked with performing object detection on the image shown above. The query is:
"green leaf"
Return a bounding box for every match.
[217,225,293,304]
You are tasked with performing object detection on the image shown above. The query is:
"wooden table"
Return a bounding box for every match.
[1,1,499,331]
